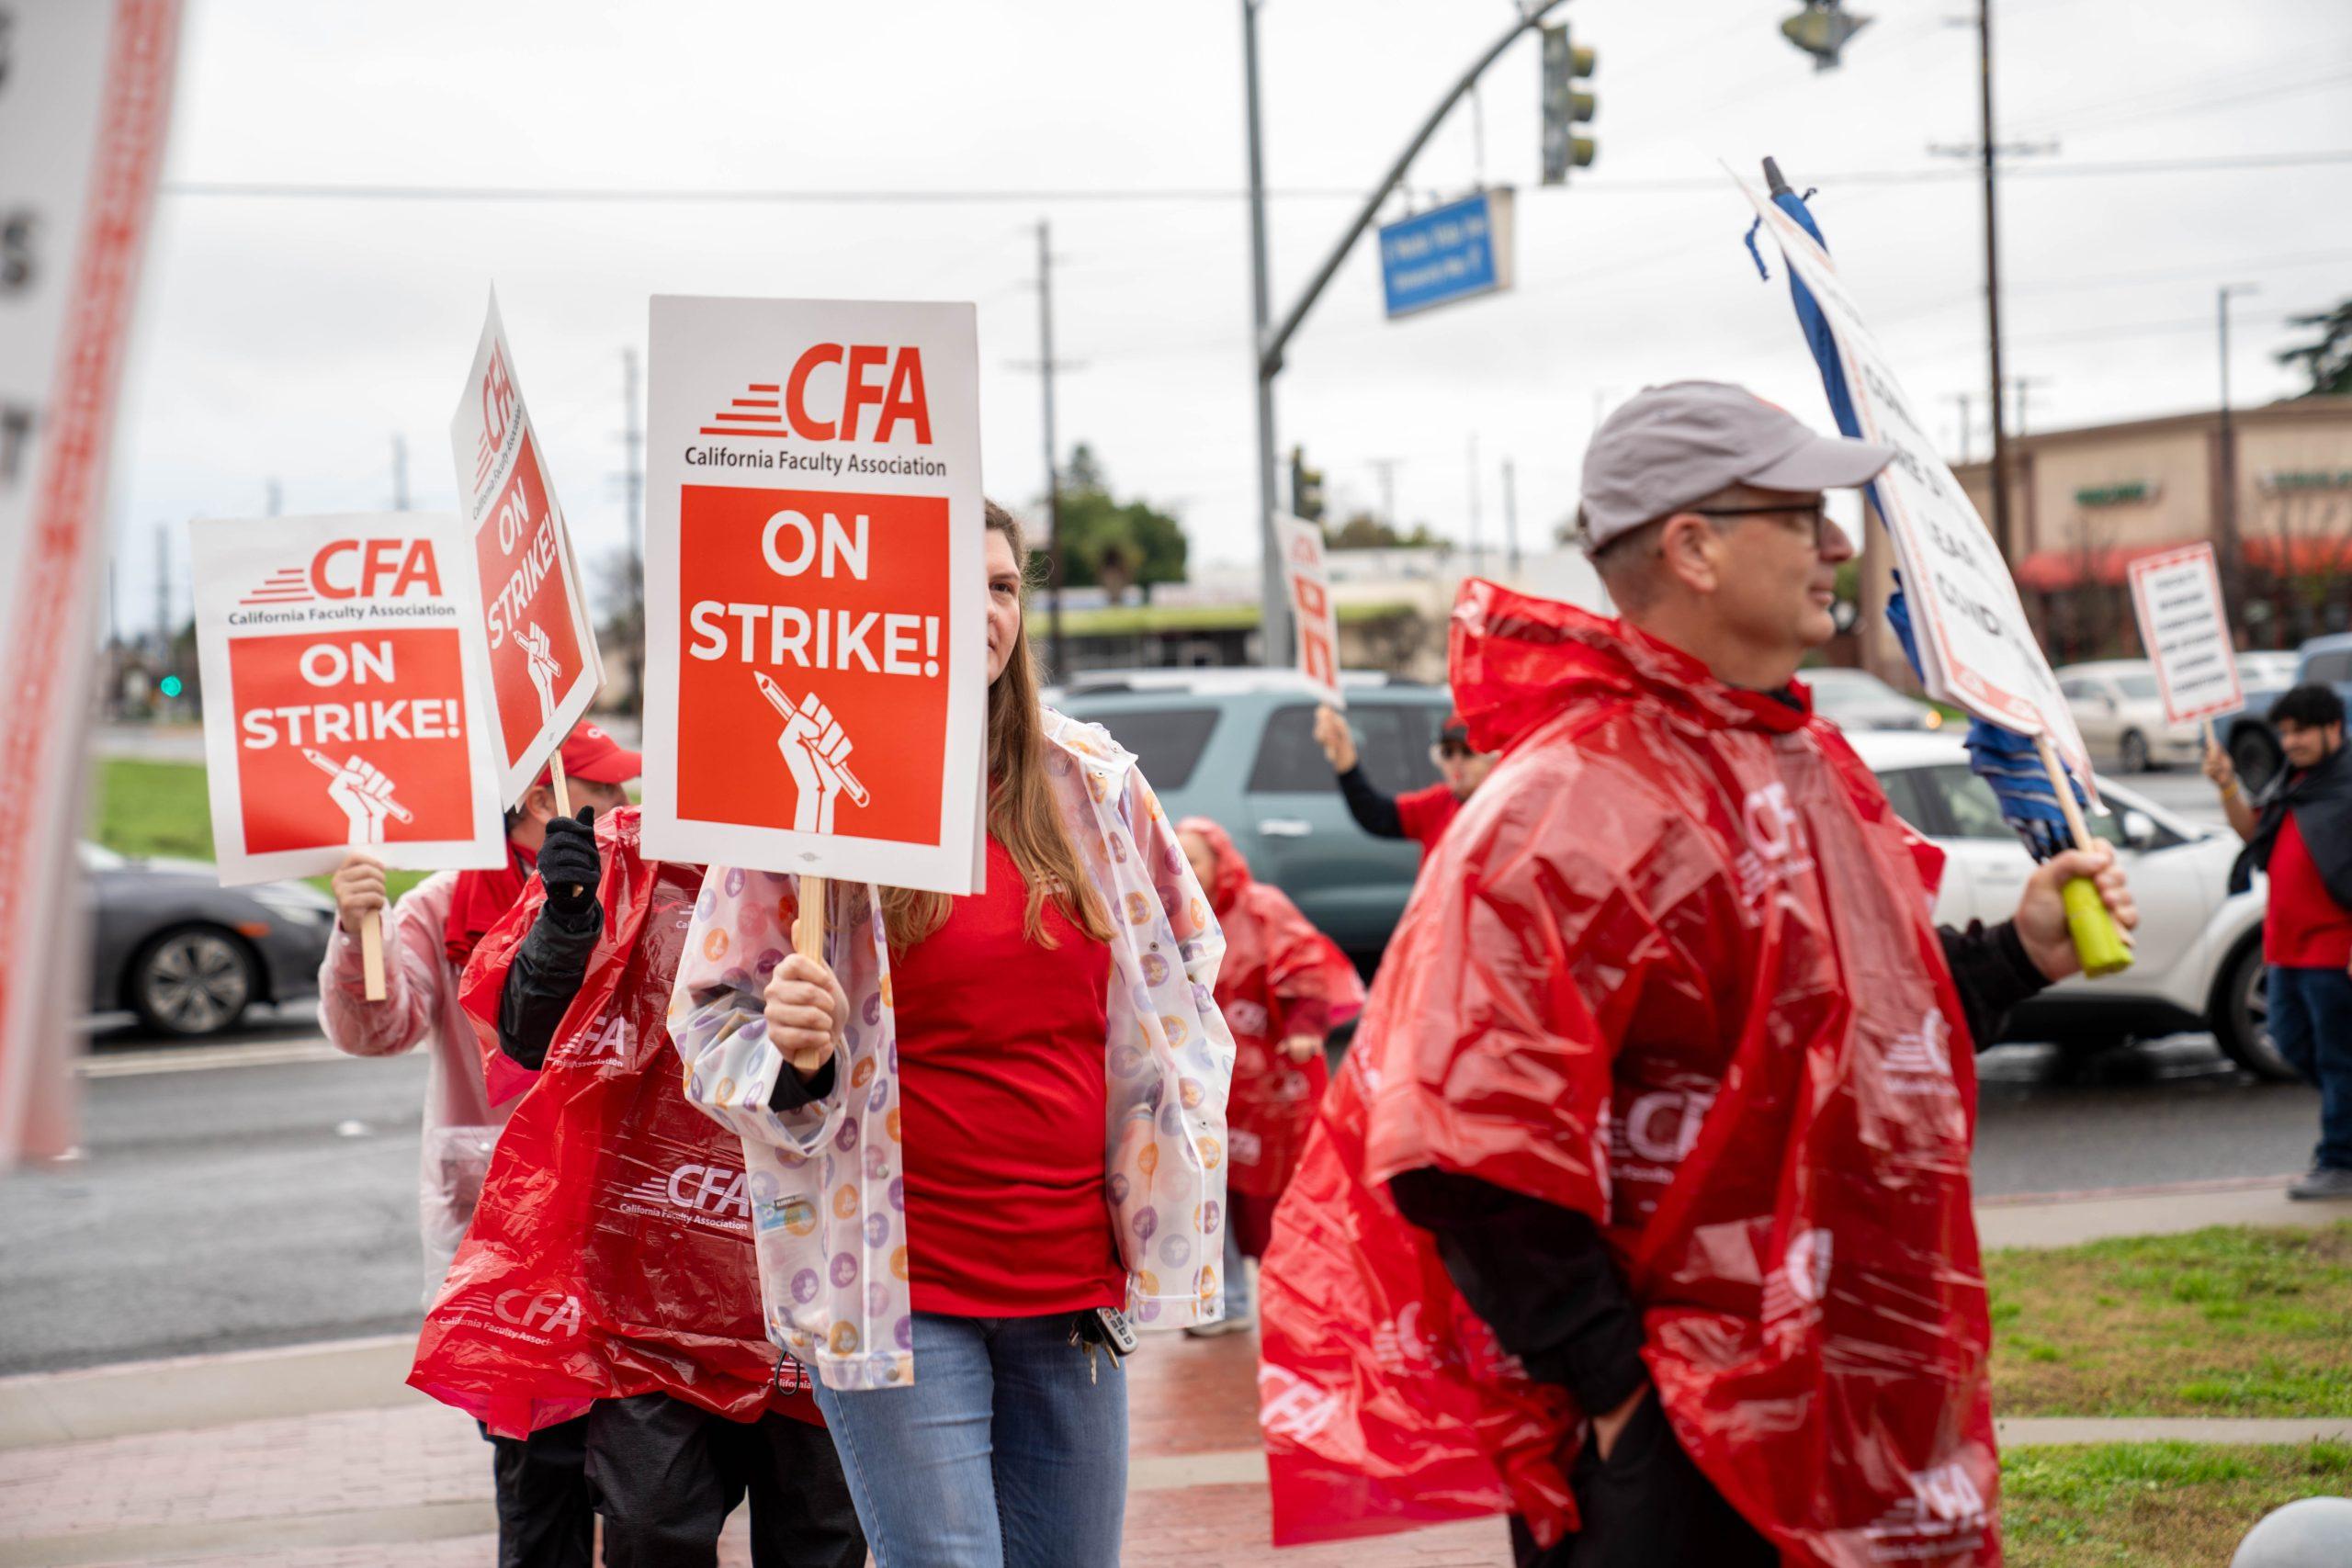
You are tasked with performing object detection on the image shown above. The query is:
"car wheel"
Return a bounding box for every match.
[2231,727,2282,796]
[2211,938,2297,1081]
[2119,729,2150,773]
[130,925,257,1038]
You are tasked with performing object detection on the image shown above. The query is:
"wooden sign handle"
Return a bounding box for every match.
[360,909,387,1001]
[794,875,828,962]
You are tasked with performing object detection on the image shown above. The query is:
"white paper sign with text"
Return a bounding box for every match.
[450,292,606,805]
[2128,544,2242,726]
[192,514,507,886]
[642,297,987,893]
[1278,514,1344,709]
[1739,180,2097,804]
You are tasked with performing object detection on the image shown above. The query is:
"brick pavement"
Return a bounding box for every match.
[0,1328,1519,1567]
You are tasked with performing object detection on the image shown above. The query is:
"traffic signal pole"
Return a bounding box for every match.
[1240,0,1572,666]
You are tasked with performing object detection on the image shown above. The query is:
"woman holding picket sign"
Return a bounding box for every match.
[667,501,1234,1568]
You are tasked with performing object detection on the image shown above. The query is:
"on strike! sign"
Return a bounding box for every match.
[450,292,605,804]
[192,514,505,884]
[641,297,986,893]
[2127,543,2243,725]
[1278,514,1343,708]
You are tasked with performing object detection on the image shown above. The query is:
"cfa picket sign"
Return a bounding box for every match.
[450,291,605,805]
[1277,514,1344,708]
[642,297,987,894]
[0,0,182,1165]
[2127,544,2243,726]
[191,514,506,885]
[1738,180,2098,805]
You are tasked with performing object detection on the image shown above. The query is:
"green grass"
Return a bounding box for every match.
[91,757,428,899]
[2002,1442,2352,1566]
[1987,1224,2352,1417]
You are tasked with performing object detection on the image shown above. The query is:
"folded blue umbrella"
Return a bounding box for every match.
[1746,168,2088,863]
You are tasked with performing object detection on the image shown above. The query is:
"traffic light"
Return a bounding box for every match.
[1289,445,1326,523]
[1781,1,1871,71]
[1540,24,1597,185]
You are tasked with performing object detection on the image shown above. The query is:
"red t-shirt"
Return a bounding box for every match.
[892,837,1121,1317]
[1394,782,1464,852]
[2265,807,2352,968]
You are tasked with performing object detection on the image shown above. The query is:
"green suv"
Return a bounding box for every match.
[1051,669,1454,967]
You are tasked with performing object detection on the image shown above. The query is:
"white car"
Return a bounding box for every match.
[2056,659,2203,773]
[1852,733,2284,1079]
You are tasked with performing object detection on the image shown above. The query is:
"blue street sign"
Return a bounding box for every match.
[1377,188,1516,319]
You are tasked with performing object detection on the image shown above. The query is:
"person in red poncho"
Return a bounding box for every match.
[1258,382,2138,1568]
[1311,706,1492,855]
[413,802,864,1568]
[1174,817,1364,1337]
[320,720,638,1568]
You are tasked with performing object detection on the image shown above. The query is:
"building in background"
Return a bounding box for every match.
[1850,395,2352,680]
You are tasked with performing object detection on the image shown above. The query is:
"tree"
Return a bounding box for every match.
[1327,510,1441,550]
[2278,299,2352,397]
[1051,444,1187,602]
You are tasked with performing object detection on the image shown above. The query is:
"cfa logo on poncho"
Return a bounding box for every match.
[1866,1460,1992,1556]
[492,1289,582,1339]
[1736,781,1815,905]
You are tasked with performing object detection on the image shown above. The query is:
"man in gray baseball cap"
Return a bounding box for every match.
[1576,378,1890,684]
[1337,378,2138,1566]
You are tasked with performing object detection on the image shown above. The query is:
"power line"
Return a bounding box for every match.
[154,151,2352,206]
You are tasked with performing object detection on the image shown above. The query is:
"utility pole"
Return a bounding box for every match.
[1949,392,1973,465]
[391,434,410,511]
[622,347,645,707]
[2216,282,2258,602]
[1975,0,2013,564]
[1502,457,1521,579]
[153,524,169,657]
[1036,220,1068,677]
[1241,0,1571,664]
[1466,434,1484,578]
[2004,375,2048,438]
[1368,457,1401,537]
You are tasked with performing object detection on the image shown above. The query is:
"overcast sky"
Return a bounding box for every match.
[107,0,2352,638]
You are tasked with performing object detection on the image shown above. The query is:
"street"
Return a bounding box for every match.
[0,995,2324,1378]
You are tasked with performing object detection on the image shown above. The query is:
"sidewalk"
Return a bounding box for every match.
[3,1179,2343,1567]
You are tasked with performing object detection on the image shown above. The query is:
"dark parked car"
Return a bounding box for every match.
[83,843,338,1035]
[1050,669,1453,967]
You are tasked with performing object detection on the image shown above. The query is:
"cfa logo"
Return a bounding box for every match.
[654,1163,750,1218]
[494,1290,582,1337]
[1619,1088,1713,1167]
[1256,1365,1344,1443]
[1907,1461,1988,1524]
[482,344,517,454]
[1735,780,1815,902]
[242,539,444,607]
[703,344,933,444]
[567,1013,631,1061]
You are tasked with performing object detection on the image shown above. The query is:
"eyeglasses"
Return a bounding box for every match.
[1688,503,1836,546]
[1431,742,1474,763]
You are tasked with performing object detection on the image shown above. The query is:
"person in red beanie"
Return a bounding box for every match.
[321,718,641,1568]
[1175,817,1363,1338]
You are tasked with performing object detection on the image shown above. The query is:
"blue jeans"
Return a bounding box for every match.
[811,1312,1126,1568]
[2268,964,2352,1171]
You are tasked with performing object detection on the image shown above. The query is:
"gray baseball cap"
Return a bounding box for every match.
[1578,380,1892,553]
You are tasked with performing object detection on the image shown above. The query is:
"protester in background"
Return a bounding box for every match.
[1261,382,2137,1567]
[1312,705,1491,855]
[321,720,640,1568]
[1175,817,1363,1340]
[668,502,1233,1568]
[467,805,864,1568]
[2209,683,2352,1201]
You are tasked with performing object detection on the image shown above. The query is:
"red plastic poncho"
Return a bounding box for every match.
[1176,817,1364,1203]
[1260,582,1997,1566]
[408,808,817,1438]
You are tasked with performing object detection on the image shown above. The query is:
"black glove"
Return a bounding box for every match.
[537,806,602,929]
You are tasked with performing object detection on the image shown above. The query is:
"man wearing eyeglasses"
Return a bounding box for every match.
[1312,706,1493,855]
[1263,381,2135,1566]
